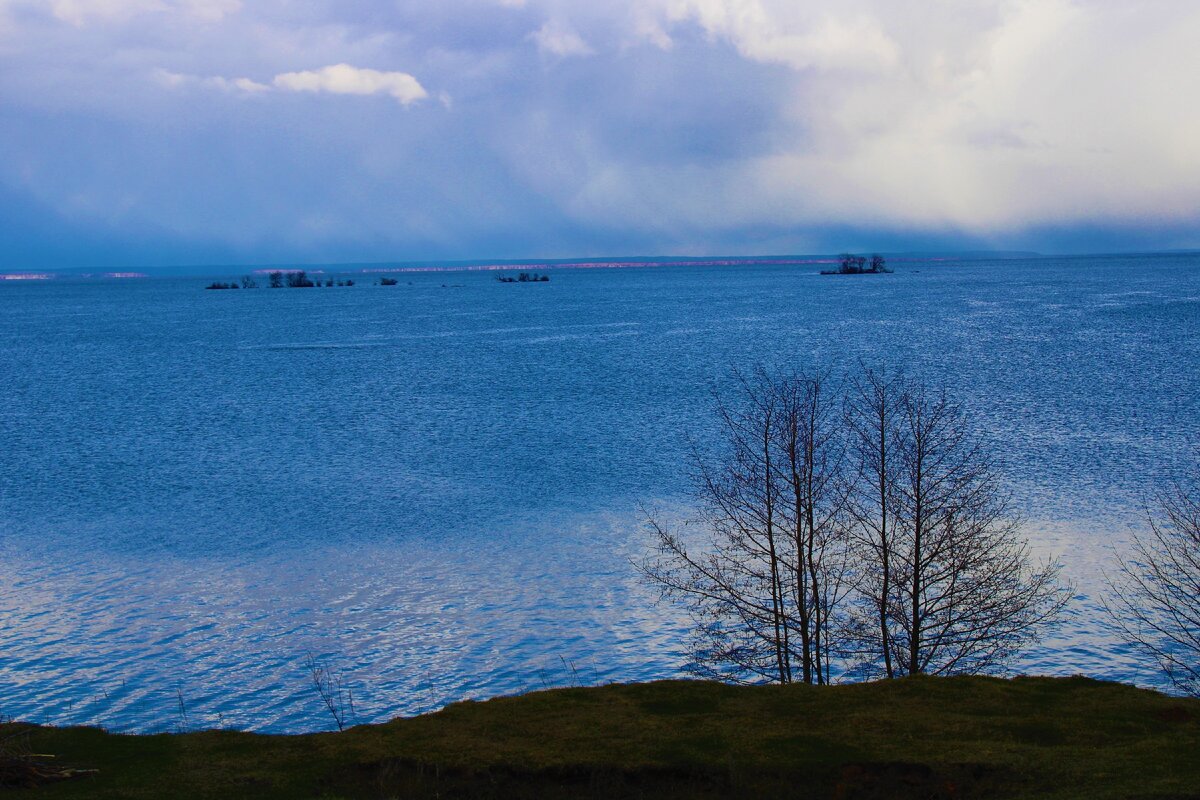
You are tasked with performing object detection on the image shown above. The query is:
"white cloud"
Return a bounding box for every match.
[519,0,1198,235]
[156,64,425,104]
[530,19,593,57]
[655,1,899,72]
[230,76,269,93]
[272,63,428,105]
[153,68,267,93]
[631,11,673,50]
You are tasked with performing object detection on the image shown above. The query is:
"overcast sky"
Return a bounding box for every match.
[2,0,1199,268]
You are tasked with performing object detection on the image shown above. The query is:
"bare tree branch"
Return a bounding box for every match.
[640,366,852,684]
[1104,472,1200,696]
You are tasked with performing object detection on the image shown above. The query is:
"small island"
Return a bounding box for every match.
[496,272,550,283]
[205,276,257,290]
[205,272,354,289]
[821,253,892,275]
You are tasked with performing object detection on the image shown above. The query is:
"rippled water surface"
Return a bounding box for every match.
[2,255,1199,731]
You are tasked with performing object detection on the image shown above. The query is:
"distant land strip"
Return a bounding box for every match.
[354,258,829,273]
[4,252,1050,280]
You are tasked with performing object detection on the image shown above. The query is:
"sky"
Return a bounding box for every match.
[1,0,1199,269]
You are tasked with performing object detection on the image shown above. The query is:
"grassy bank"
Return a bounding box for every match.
[4,675,1197,799]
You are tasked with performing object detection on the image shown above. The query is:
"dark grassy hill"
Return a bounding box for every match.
[4,675,1197,799]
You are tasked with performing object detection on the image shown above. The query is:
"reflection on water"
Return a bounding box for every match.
[1,255,1199,731]
[0,511,687,732]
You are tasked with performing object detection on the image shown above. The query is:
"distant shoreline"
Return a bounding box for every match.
[0,251,1058,281]
[12,250,1200,281]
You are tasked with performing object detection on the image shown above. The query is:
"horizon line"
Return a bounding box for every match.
[9,248,1200,279]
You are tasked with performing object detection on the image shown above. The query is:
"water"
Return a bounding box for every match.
[1,254,1198,731]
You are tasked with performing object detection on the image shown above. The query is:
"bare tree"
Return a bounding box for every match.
[1104,473,1200,696]
[845,366,906,678]
[869,379,1070,675]
[643,367,790,683]
[647,365,1069,683]
[641,367,849,684]
[773,370,851,683]
[305,653,356,731]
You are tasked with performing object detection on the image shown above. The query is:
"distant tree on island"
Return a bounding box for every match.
[286,271,315,288]
[823,254,891,275]
[496,272,550,283]
[206,271,363,290]
[842,254,868,273]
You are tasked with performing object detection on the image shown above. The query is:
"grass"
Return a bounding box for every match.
[3,675,1198,798]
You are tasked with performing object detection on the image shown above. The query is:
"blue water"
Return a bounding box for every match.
[1,255,1198,731]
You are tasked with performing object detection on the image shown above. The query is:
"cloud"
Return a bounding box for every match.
[657,2,899,72]
[530,19,593,57]
[153,69,267,93]
[272,64,428,105]
[156,64,427,105]
[630,11,673,50]
[49,0,162,26]
[41,0,238,26]
[230,76,269,93]
[3,0,1200,264]
[184,0,239,22]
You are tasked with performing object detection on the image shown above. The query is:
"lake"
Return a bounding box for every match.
[1,254,1198,731]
